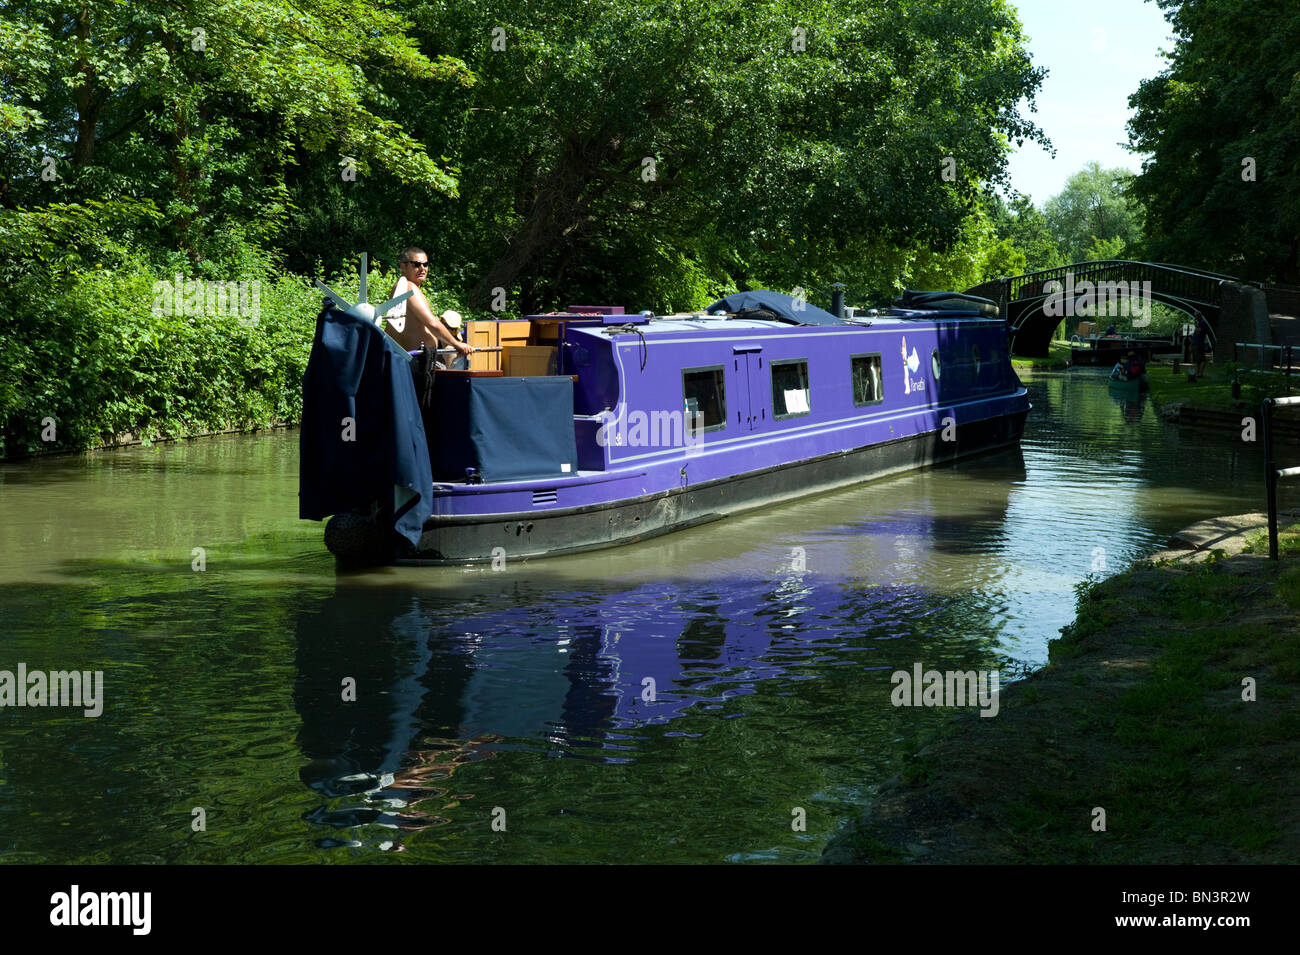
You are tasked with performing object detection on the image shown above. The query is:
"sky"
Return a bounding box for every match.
[1004,0,1176,206]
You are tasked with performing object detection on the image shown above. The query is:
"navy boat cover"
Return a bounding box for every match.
[706,289,843,325]
[429,376,578,483]
[299,303,432,545]
[895,289,999,315]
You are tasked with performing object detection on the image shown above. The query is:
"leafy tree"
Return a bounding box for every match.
[980,236,1027,281]
[0,0,469,267]
[988,192,1062,273]
[1042,161,1143,264]
[1127,0,1300,282]
[0,0,470,454]
[397,0,1047,312]
[1085,234,1127,261]
[905,207,1024,292]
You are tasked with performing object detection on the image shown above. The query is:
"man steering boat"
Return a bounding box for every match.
[386,247,474,365]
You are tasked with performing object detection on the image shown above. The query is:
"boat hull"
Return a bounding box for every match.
[398,405,1028,564]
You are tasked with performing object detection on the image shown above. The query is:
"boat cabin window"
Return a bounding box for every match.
[972,345,981,376]
[682,365,727,433]
[931,349,942,380]
[851,353,884,406]
[771,359,811,419]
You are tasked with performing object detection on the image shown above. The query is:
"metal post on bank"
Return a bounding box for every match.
[1263,396,1300,560]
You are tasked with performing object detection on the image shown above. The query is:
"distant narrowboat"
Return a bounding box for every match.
[299,288,1030,564]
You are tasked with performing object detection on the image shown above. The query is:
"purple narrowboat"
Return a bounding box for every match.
[300,288,1029,565]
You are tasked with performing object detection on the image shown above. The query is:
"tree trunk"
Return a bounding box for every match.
[472,135,620,312]
[71,6,100,167]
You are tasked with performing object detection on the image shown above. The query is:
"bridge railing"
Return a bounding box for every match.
[1004,260,1227,308]
[1263,396,1300,560]
[1146,262,1253,285]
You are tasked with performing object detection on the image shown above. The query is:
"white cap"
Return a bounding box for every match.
[440,309,463,329]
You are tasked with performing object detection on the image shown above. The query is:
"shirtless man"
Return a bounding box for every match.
[385,247,474,362]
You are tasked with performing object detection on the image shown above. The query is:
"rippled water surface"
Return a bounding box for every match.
[0,371,1267,863]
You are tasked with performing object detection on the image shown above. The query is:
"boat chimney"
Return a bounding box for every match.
[830,283,846,319]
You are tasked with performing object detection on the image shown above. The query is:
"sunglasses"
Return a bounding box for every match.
[402,260,429,268]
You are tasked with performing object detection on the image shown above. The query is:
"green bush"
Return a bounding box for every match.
[0,247,322,457]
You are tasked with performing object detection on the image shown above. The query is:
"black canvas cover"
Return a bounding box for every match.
[429,376,578,483]
[895,289,999,315]
[299,303,433,545]
[706,289,843,325]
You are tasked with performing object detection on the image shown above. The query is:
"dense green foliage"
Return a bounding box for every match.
[988,192,1064,273]
[1043,161,1144,265]
[310,0,1050,309]
[1127,0,1300,281]
[0,0,469,456]
[2,0,1056,456]
[0,259,323,457]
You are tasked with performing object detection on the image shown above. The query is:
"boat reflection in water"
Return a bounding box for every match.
[293,449,1026,849]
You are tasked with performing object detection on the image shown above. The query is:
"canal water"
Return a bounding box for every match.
[0,370,1267,863]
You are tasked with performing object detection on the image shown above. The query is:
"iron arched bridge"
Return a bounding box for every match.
[966,260,1244,357]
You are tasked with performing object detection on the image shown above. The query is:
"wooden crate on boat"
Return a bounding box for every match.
[500,320,530,350]
[529,319,564,345]
[504,345,557,377]
[464,320,531,371]
[465,320,497,371]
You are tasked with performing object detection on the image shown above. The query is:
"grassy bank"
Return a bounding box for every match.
[822,517,1300,864]
[1146,360,1298,415]
[1011,339,1073,370]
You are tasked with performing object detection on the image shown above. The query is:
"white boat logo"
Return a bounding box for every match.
[901,337,922,394]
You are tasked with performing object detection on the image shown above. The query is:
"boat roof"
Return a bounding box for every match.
[703,288,1000,324]
[569,313,998,340]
